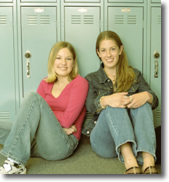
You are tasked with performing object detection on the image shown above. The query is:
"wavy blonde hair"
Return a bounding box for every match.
[45,41,79,83]
[96,31,135,92]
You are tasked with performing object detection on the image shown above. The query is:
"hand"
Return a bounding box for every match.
[127,92,151,109]
[103,92,131,108]
[63,125,77,135]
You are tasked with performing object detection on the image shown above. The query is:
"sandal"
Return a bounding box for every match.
[143,166,158,174]
[124,166,142,174]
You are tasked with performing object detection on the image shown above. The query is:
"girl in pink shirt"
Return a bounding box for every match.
[0,42,88,174]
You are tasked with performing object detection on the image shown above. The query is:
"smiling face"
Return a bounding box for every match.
[97,39,123,71]
[54,48,74,79]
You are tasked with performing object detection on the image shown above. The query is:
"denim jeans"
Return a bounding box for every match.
[90,103,156,165]
[0,92,78,165]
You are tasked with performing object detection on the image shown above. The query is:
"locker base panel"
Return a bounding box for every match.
[0,135,161,174]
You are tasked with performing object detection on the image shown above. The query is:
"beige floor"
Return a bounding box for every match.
[0,135,161,174]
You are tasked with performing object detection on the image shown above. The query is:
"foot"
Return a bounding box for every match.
[143,166,158,174]
[124,166,142,174]
[0,160,26,174]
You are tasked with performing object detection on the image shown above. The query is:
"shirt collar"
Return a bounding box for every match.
[98,63,109,83]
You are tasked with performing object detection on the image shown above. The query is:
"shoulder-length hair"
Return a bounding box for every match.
[45,41,79,83]
[96,31,135,92]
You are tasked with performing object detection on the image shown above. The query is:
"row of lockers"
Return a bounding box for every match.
[0,0,161,127]
[0,0,161,3]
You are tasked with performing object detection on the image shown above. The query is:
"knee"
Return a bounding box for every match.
[140,103,152,111]
[133,103,153,116]
[21,92,41,106]
[106,106,127,114]
[24,92,40,101]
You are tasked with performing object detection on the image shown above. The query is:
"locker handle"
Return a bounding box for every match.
[25,51,31,78]
[154,60,158,78]
[26,60,31,78]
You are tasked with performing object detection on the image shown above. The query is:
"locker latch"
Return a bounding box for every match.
[25,51,31,78]
[154,51,160,78]
[154,60,158,78]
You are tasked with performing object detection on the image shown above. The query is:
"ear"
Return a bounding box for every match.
[96,49,101,58]
[119,45,123,55]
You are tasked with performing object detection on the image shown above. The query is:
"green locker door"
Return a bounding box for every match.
[150,7,161,127]
[0,7,16,122]
[21,7,57,97]
[108,7,143,71]
[64,7,100,77]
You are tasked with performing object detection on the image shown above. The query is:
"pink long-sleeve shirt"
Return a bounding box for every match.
[37,75,88,140]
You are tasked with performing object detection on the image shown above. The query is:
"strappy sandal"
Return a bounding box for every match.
[143,166,158,174]
[124,166,142,174]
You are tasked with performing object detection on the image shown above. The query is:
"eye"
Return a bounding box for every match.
[111,47,116,51]
[56,57,61,60]
[100,49,105,53]
[66,57,73,61]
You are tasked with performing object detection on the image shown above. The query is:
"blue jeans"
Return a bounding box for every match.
[0,92,78,165]
[90,103,156,165]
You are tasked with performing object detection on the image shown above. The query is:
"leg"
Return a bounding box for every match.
[121,143,139,169]
[104,106,137,163]
[91,106,141,174]
[90,110,117,158]
[0,92,78,165]
[130,103,157,172]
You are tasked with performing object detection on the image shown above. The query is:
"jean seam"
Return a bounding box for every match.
[106,107,119,136]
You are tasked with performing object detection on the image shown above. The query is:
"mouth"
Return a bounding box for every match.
[58,67,68,70]
[106,58,114,63]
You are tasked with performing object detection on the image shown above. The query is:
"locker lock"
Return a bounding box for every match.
[25,51,31,59]
[25,51,31,78]
[154,51,160,59]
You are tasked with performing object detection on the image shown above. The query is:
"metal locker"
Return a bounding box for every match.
[64,7,100,77]
[21,0,57,2]
[151,0,161,3]
[0,7,16,122]
[108,0,143,2]
[150,7,161,127]
[21,7,57,97]
[0,0,13,2]
[64,0,100,2]
[108,7,143,72]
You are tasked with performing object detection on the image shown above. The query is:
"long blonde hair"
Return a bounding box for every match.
[96,31,135,92]
[46,41,79,83]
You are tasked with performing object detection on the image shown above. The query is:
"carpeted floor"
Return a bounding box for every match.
[0,135,161,174]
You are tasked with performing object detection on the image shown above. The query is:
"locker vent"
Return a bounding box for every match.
[71,15,81,24]
[0,112,10,122]
[114,15,124,24]
[71,15,94,25]
[0,15,7,25]
[84,15,94,24]
[27,15,51,25]
[127,15,137,24]
[157,15,161,25]
[40,15,50,24]
[155,110,161,119]
[27,15,38,25]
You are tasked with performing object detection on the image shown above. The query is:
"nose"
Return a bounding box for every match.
[61,58,67,65]
[106,50,111,57]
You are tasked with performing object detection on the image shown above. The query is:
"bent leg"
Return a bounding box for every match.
[104,106,137,163]
[0,92,78,165]
[90,110,117,158]
[130,103,156,165]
